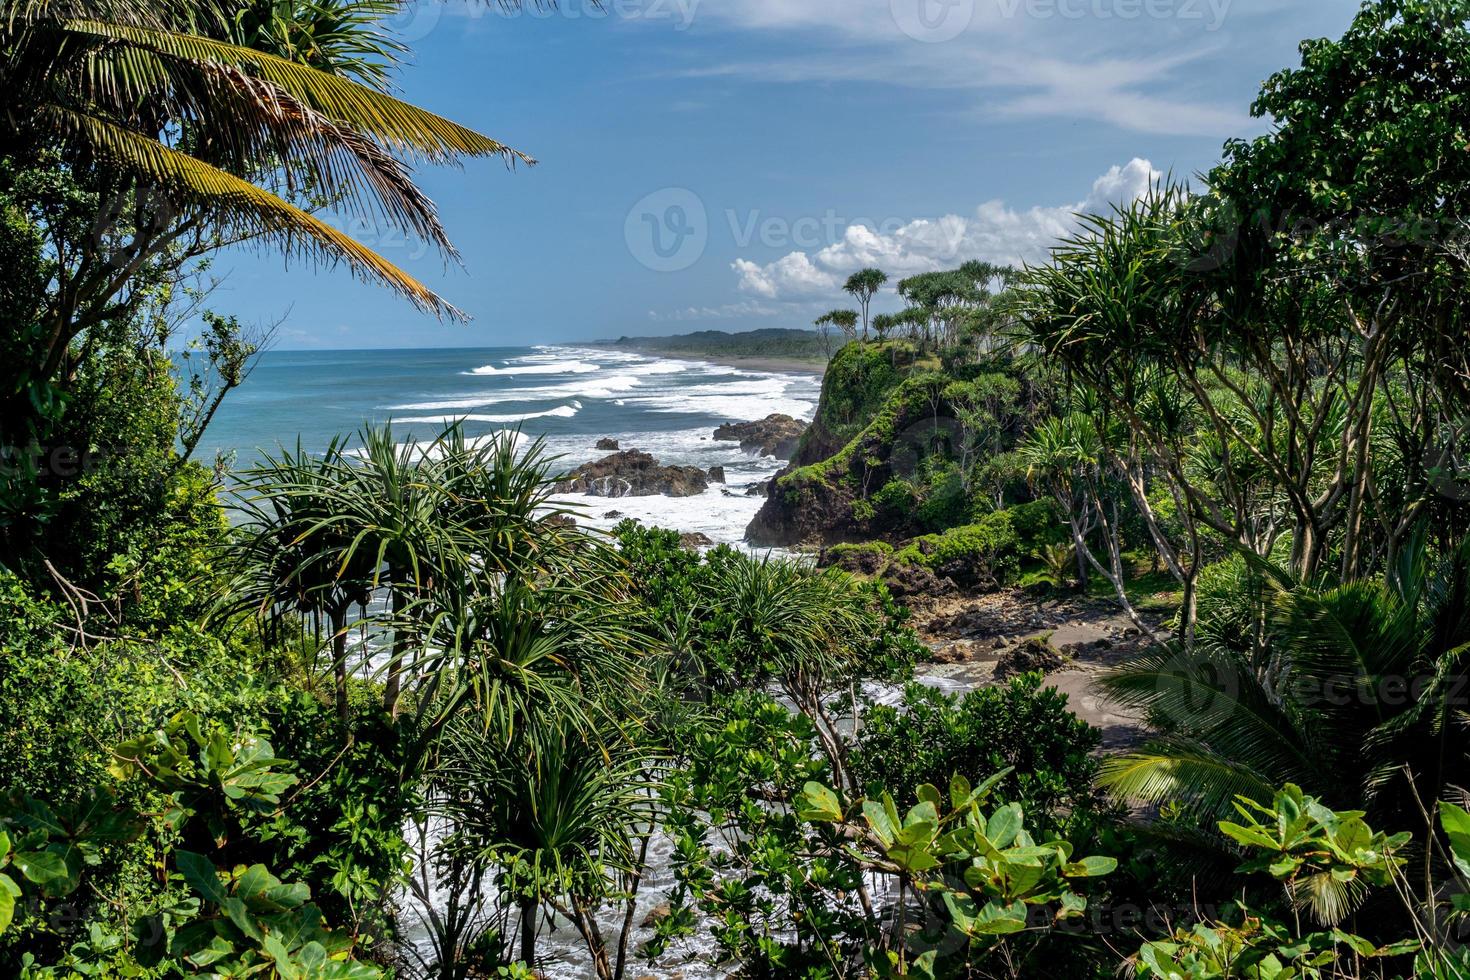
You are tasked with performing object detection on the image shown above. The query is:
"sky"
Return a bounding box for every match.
[217,0,1363,350]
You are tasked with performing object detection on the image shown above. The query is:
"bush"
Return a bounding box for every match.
[915,461,969,531]
[1005,497,1068,551]
[871,477,917,517]
[850,675,1106,839]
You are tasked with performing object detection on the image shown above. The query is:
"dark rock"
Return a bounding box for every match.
[595,437,620,451]
[936,558,1001,593]
[543,513,576,527]
[707,465,726,483]
[881,562,957,602]
[679,532,714,550]
[603,510,624,519]
[744,481,768,498]
[555,451,709,498]
[746,467,857,547]
[713,414,808,459]
[993,637,1066,681]
[640,902,673,929]
[823,546,887,577]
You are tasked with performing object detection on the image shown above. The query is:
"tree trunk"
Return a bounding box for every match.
[384,581,409,716]
[519,897,538,968]
[330,603,350,722]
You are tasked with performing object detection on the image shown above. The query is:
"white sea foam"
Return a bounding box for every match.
[623,377,816,422]
[397,403,582,425]
[466,360,600,376]
[549,486,779,550]
[387,375,644,412]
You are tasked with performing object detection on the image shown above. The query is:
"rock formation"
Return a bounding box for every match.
[712,414,807,459]
[555,450,709,498]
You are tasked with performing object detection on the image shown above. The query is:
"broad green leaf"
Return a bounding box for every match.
[12,850,69,893]
[176,851,229,905]
[864,800,899,847]
[0,874,18,934]
[1440,802,1470,878]
[949,774,972,812]
[1219,821,1282,851]
[1063,855,1117,878]
[986,804,1022,848]
[797,782,843,824]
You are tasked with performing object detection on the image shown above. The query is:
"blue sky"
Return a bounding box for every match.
[219,0,1361,349]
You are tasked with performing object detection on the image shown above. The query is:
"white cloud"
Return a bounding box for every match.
[663,0,1287,136]
[733,158,1158,301]
[732,252,841,299]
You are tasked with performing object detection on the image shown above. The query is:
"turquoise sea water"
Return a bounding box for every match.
[200,344,822,544]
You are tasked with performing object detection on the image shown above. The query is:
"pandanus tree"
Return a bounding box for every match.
[1018,412,1163,639]
[701,555,869,794]
[1099,533,1470,842]
[815,308,859,343]
[225,437,376,719]
[843,267,887,340]
[433,716,654,978]
[871,311,897,343]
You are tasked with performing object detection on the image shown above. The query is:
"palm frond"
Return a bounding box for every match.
[50,105,464,318]
[63,18,535,165]
[1098,740,1278,821]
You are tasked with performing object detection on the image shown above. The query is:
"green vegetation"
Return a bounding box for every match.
[601,327,830,364]
[5,2,1470,978]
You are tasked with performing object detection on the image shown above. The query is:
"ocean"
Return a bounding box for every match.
[201,344,823,545]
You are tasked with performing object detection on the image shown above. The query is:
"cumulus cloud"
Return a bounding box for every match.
[733,158,1158,301]
[731,252,842,299]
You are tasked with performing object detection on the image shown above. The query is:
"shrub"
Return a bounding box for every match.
[871,477,917,518]
[850,675,1106,839]
[915,461,969,531]
[1005,497,1068,551]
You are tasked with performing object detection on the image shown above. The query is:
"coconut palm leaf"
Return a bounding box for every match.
[1097,739,1279,820]
[61,18,534,164]
[48,106,464,316]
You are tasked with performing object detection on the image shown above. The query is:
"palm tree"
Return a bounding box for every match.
[1098,534,1470,839]
[844,268,887,341]
[2,0,531,386]
[433,716,654,977]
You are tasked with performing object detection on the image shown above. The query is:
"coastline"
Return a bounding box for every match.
[589,343,828,378]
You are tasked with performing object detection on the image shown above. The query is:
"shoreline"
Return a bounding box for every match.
[587,343,828,378]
